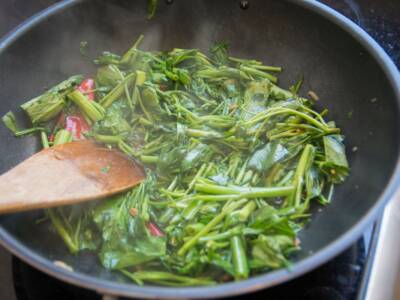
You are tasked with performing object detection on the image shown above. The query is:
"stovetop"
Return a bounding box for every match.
[9,232,372,300]
[0,1,399,300]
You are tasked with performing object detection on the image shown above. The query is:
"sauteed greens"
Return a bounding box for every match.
[2,35,349,286]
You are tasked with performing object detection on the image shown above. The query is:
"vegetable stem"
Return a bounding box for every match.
[93,134,122,144]
[231,236,249,280]
[53,129,72,145]
[41,131,49,148]
[178,201,245,256]
[47,209,78,254]
[194,183,294,198]
[100,73,136,108]
[68,90,105,122]
[140,155,159,164]
[121,270,216,286]
[240,65,278,83]
[287,144,315,207]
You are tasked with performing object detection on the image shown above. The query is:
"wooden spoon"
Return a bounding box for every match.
[0,140,145,214]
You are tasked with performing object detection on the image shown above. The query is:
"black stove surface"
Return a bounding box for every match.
[321,0,400,67]
[12,236,369,300]
[2,0,400,300]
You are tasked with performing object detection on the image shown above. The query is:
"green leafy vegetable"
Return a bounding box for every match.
[251,234,295,269]
[53,129,72,145]
[248,142,288,173]
[2,35,349,287]
[319,135,349,183]
[323,135,349,168]
[147,0,158,20]
[68,90,105,122]
[21,75,83,124]
[2,111,18,134]
[121,270,216,286]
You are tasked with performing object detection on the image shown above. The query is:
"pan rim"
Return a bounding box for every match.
[0,0,399,298]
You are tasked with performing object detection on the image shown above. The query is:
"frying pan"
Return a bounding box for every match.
[0,0,399,299]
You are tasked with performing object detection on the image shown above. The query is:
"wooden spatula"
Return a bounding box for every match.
[0,140,146,214]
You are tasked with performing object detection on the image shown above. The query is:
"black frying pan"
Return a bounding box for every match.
[0,0,399,299]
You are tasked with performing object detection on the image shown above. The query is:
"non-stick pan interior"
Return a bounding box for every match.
[0,0,399,295]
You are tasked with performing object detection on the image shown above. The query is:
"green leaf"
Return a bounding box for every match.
[206,250,235,276]
[139,87,164,121]
[177,68,191,86]
[250,205,280,229]
[241,80,270,121]
[93,193,166,270]
[320,135,349,183]
[323,135,348,168]
[92,100,132,137]
[96,64,124,87]
[248,142,288,173]
[305,166,321,200]
[99,216,166,269]
[48,206,98,254]
[250,234,294,269]
[209,42,229,66]
[157,146,187,175]
[182,143,212,172]
[209,173,230,186]
[2,111,19,134]
[249,205,296,237]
